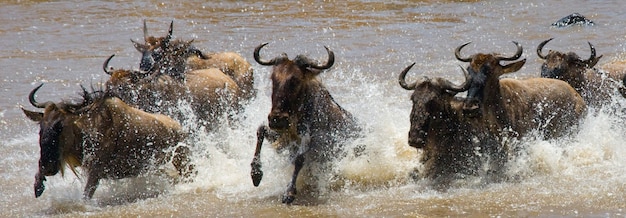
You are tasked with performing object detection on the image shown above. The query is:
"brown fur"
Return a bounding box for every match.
[105,61,241,128]
[460,44,587,139]
[22,84,190,199]
[538,40,623,106]
[250,44,360,204]
[598,59,626,99]
[399,65,504,187]
[187,52,255,101]
[131,21,253,103]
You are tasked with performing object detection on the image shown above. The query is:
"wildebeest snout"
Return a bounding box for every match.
[408,129,427,149]
[462,98,481,117]
[268,113,291,130]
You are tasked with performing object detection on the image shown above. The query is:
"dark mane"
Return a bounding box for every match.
[57,84,108,113]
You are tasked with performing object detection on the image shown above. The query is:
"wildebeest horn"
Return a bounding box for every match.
[399,63,418,90]
[443,65,471,92]
[103,54,115,75]
[536,38,554,60]
[307,46,335,70]
[496,41,523,61]
[455,42,473,62]
[187,44,209,59]
[29,83,52,109]
[254,43,279,66]
[142,20,149,42]
[582,41,601,68]
[163,21,174,46]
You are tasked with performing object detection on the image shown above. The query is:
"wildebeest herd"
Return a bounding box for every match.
[21,20,626,204]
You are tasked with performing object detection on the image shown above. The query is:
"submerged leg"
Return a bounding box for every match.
[173,146,195,179]
[251,125,268,186]
[283,154,305,204]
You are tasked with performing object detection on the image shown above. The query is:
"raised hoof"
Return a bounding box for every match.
[34,175,46,198]
[251,161,263,186]
[34,182,45,198]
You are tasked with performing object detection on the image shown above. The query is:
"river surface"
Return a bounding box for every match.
[2,0,626,217]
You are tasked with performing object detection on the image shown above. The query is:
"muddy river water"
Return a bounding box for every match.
[1,0,625,217]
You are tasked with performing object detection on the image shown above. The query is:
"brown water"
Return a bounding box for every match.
[2,0,626,217]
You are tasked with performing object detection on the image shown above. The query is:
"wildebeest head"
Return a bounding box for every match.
[254,43,334,131]
[399,63,470,148]
[537,38,602,81]
[131,20,207,77]
[22,84,88,197]
[552,13,595,27]
[455,41,526,116]
[103,54,149,106]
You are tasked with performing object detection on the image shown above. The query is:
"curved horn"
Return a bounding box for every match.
[188,46,208,59]
[399,63,417,90]
[455,42,473,62]
[142,20,149,42]
[29,83,52,108]
[254,43,277,66]
[536,38,554,60]
[496,41,523,61]
[582,41,600,68]
[103,54,115,75]
[440,65,472,92]
[307,46,335,70]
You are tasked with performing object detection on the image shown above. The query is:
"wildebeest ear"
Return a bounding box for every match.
[583,55,603,68]
[21,107,43,122]
[131,39,148,52]
[501,59,526,75]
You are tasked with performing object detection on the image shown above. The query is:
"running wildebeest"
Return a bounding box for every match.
[249,43,360,204]
[22,84,192,199]
[398,63,505,187]
[456,41,587,140]
[131,20,255,101]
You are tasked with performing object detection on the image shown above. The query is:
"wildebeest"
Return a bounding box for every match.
[398,63,505,187]
[249,43,360,204]
[22,84,191,199]
[186,51,256,101]
[104,54,241,128]
[551,13,595,27]
[456,41,586,139]
[537,38,625,106]
[132,20,256,101]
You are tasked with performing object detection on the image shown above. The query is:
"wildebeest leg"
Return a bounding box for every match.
[83,171,100,199]
[251,125,268,186]
[283,154,304,204]
[172,146,195,178]
[485,140,508,183]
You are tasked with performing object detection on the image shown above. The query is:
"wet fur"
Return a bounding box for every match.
[405,77,504,187]
[539,44,625,106]
[463,52,586,139]
[251,48,360,204]
[23,85,190,199]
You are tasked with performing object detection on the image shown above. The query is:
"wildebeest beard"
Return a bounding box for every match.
[541,64,566,79]
[463,65,488,116]
[38,118,64,176]
[409,109,430,148]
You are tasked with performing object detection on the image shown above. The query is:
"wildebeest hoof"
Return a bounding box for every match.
[34,175,46,198]
[251,161,263,186]
[282,193,296,204]
[552,13,595,27]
